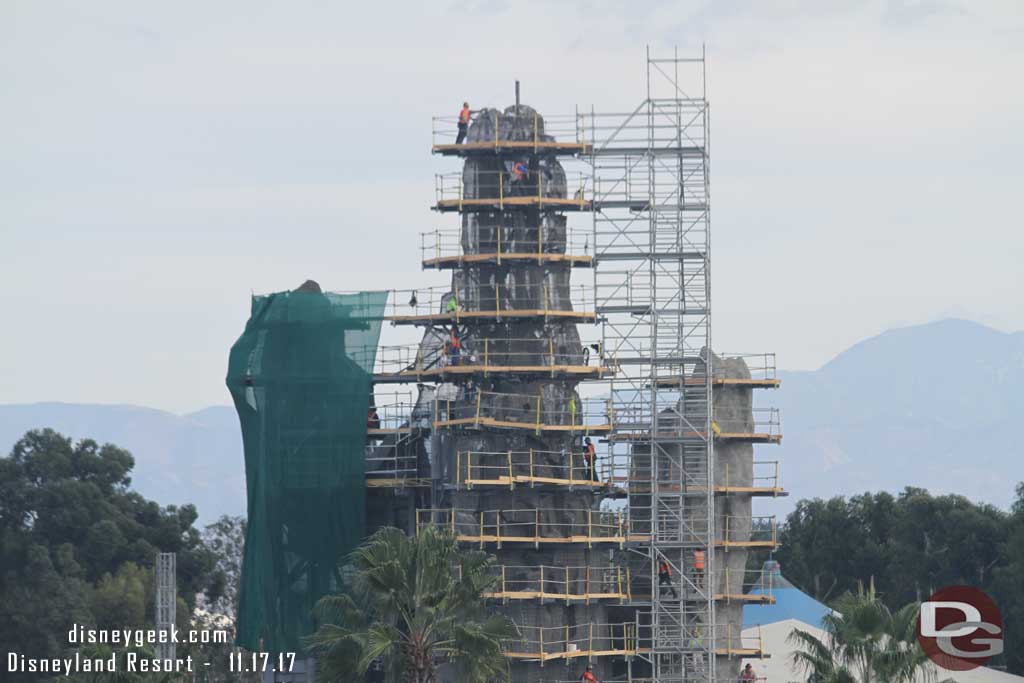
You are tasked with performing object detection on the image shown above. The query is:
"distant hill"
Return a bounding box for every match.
[771,318,1024,513]
[1,319,1021,522]
[0,402,245,524]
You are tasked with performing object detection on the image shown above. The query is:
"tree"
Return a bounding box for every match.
[305,526,514,683]
[0,429,224,680]
[789,581,937,683]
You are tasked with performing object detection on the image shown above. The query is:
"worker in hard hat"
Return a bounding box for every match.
[455,102,475,144]
[579,664,598,682]
[740,663,757,683]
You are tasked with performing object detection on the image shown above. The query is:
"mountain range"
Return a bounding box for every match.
[1,319,1021,523]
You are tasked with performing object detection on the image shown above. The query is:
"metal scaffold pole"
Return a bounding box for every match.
[588,47,714,683]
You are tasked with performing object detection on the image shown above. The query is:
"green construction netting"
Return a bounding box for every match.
[226,286,388,653]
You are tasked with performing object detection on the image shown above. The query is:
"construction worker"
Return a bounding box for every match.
[512,160,529,182]
[740,663,757,683]
[658,559,679,599]
[584,436,597,481]
[367,406,380,430]
[455,102,474,144]
[568,395,577,426]
[448,327,461,366]
[579,664,598,683]
[693,549,706,589]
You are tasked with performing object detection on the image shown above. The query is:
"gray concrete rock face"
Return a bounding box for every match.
[436,105,621,683]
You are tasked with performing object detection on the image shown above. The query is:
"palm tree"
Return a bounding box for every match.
[789,579,940,683]
[305,526,514,683]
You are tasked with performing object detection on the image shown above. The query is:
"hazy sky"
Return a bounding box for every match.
[2,1,1022,413]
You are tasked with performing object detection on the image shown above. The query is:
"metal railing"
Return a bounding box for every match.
[379,284,595,319]
[367,391,426,432]
[417,508,640,547]
[456,449,627,489]
[432,111,582,148]
[721,516,778,548]
[435,169,592,207]
[502,622,639,661]
[720,460,781,492]
[434,391,612,433]
[462,564,633,603]
[712,409,782,439]
[420,226,590,263]
[367,337,605,377]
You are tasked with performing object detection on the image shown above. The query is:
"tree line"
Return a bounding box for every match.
[771,485,1024,674]
[2,429,1021,678]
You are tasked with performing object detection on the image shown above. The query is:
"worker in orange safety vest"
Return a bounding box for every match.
[455,102,475,144]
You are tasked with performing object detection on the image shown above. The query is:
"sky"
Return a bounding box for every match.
[1,0,1022,414]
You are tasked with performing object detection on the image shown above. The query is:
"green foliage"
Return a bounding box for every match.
[305,526,515,683]
[790,581,936,683]
[778,485,1024,674]
[0,429,224,681]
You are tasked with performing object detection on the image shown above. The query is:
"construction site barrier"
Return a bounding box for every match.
[434,391,612,434]
[421,226,591,267]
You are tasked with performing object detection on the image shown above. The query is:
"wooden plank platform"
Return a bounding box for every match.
[367,427,414,436]
[436,417,613,434]
[423,252,593,269]
[433,141,592,156]
[718,540,779,550]
[624,484,787,498]
[372,364,610,384]
[715,593,776,604]
[455,534,650,546]
[435,197,594,212]
[502,647,764,661]
[655,377,781,389]
[484,590,630,602]
[504,648,650,662]
[463,475,608,489]
[365,478,431,488]
[384,310,596,324]
[608,431,782,444]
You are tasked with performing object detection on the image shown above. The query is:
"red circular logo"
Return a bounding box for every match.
[917,585,1003,671]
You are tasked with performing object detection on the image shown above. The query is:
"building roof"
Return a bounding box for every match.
[741,619,1023,683]
[743,561,834,628]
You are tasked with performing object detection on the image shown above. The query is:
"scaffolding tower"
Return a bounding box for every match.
[361,46,783,683]
[155,552,177,662]
[582,47,715,683]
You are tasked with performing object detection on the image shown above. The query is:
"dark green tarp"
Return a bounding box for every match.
[226,287,387,653]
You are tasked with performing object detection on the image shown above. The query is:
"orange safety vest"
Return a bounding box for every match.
[459,107,471,124]
[659,561,672,577]
[450,330,461,350]
[693,550,705,571]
